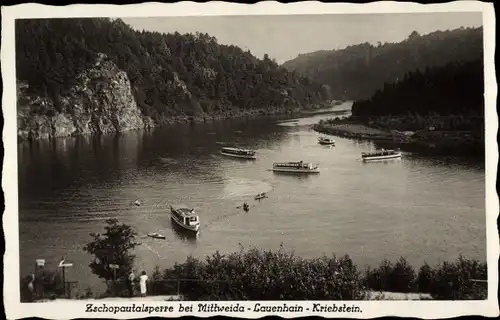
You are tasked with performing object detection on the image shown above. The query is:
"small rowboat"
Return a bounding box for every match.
[147,232,166,240]
[255,193,267,200]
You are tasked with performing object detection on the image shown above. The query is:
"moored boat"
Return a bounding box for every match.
[272,161,320,174]
[362,149,402,161]
[318,137,335,145]
[170,206,200,233]
[147,232,166,240]
[220,147,257,159]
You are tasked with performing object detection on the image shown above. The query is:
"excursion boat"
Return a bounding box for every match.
[220,147,257,160]
[318,137,335,146]
[272,161,320,174]
[170,206,200,233]
[147,232,166,240]
[362,149,402,161]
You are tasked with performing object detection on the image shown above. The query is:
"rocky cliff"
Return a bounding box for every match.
[17,53,154,141]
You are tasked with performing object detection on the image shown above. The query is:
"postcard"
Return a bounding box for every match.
[2,1,498,319]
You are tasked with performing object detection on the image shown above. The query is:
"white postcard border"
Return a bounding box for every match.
[2,1,498,319]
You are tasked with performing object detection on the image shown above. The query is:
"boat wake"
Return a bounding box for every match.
[221,177,273,199]
[142,242,168,260]
[158,157,179,164]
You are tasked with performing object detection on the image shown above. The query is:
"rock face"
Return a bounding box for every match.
[17,53,153,141]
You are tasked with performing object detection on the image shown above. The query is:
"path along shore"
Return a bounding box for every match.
[36,291,432,302]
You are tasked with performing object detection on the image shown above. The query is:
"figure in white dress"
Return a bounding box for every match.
[139,271,148,297]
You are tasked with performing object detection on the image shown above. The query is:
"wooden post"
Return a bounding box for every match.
[58,258,73,298]
[177,279,180,296]
[35,259,45,299]
[62,267,66,297]
[109,264,119,297]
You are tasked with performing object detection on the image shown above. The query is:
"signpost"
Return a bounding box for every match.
[33,259,46,299]
[109,264,119,296]
[58,258,73,298]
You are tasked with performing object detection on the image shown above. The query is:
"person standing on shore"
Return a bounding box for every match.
[139,271,148,297]
[127,271,135,297]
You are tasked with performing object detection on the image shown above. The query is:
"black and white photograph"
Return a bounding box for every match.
[2,1,498,319]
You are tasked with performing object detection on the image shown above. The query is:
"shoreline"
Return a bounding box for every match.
[313,119,484,158]
[22,250,485,302]
[17,104,329,143]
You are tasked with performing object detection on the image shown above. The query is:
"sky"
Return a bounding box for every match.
[122,12,482,64]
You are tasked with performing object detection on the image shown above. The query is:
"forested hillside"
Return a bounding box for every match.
[351,59,484,119]
[16,18,329,125]
[283,27,483,100]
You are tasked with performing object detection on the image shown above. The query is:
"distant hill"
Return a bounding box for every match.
[16,18,329,129]
[282,27,483,100]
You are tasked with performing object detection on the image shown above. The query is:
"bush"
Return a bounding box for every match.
[362,256,486,299]
[19,270,65,302]
[161,245,366,300]
[428,256,487,300]
[364,259,394,291]
[416,262,435,293]
[389,257,416,293]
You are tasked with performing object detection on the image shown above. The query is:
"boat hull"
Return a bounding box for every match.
[318,141,335,146]
[272,168,320,174]
[148,235,166,240]
[220,151,256,160]
[170,212,200,233]
[362,153,402,161]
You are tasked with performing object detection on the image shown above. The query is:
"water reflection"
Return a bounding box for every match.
[18,107,486,290]
[170,219,199,244]
[271,171,319,181]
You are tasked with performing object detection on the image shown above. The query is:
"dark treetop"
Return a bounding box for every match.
[351,59,484,119]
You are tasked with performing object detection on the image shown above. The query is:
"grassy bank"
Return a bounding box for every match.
[314,117,484,157]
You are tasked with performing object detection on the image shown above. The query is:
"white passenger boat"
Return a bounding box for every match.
[170,206,200,233]
[220,147,257,159]
[361,149,402,161]
[272,161,320,174]
[318,137,335,146]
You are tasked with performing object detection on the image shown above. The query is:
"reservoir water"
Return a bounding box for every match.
[18,102,486,290]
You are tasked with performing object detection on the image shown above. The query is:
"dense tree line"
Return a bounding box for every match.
[350,59,484,119]
[16,18,329,123]
[283,27,483,100]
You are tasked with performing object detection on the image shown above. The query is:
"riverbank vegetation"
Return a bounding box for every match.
[315,58,485,157]
[148,247,487,301]
[20,221,488,302]
[16,18,329,125]
[351,59,484,122]
[283,27,483,100]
